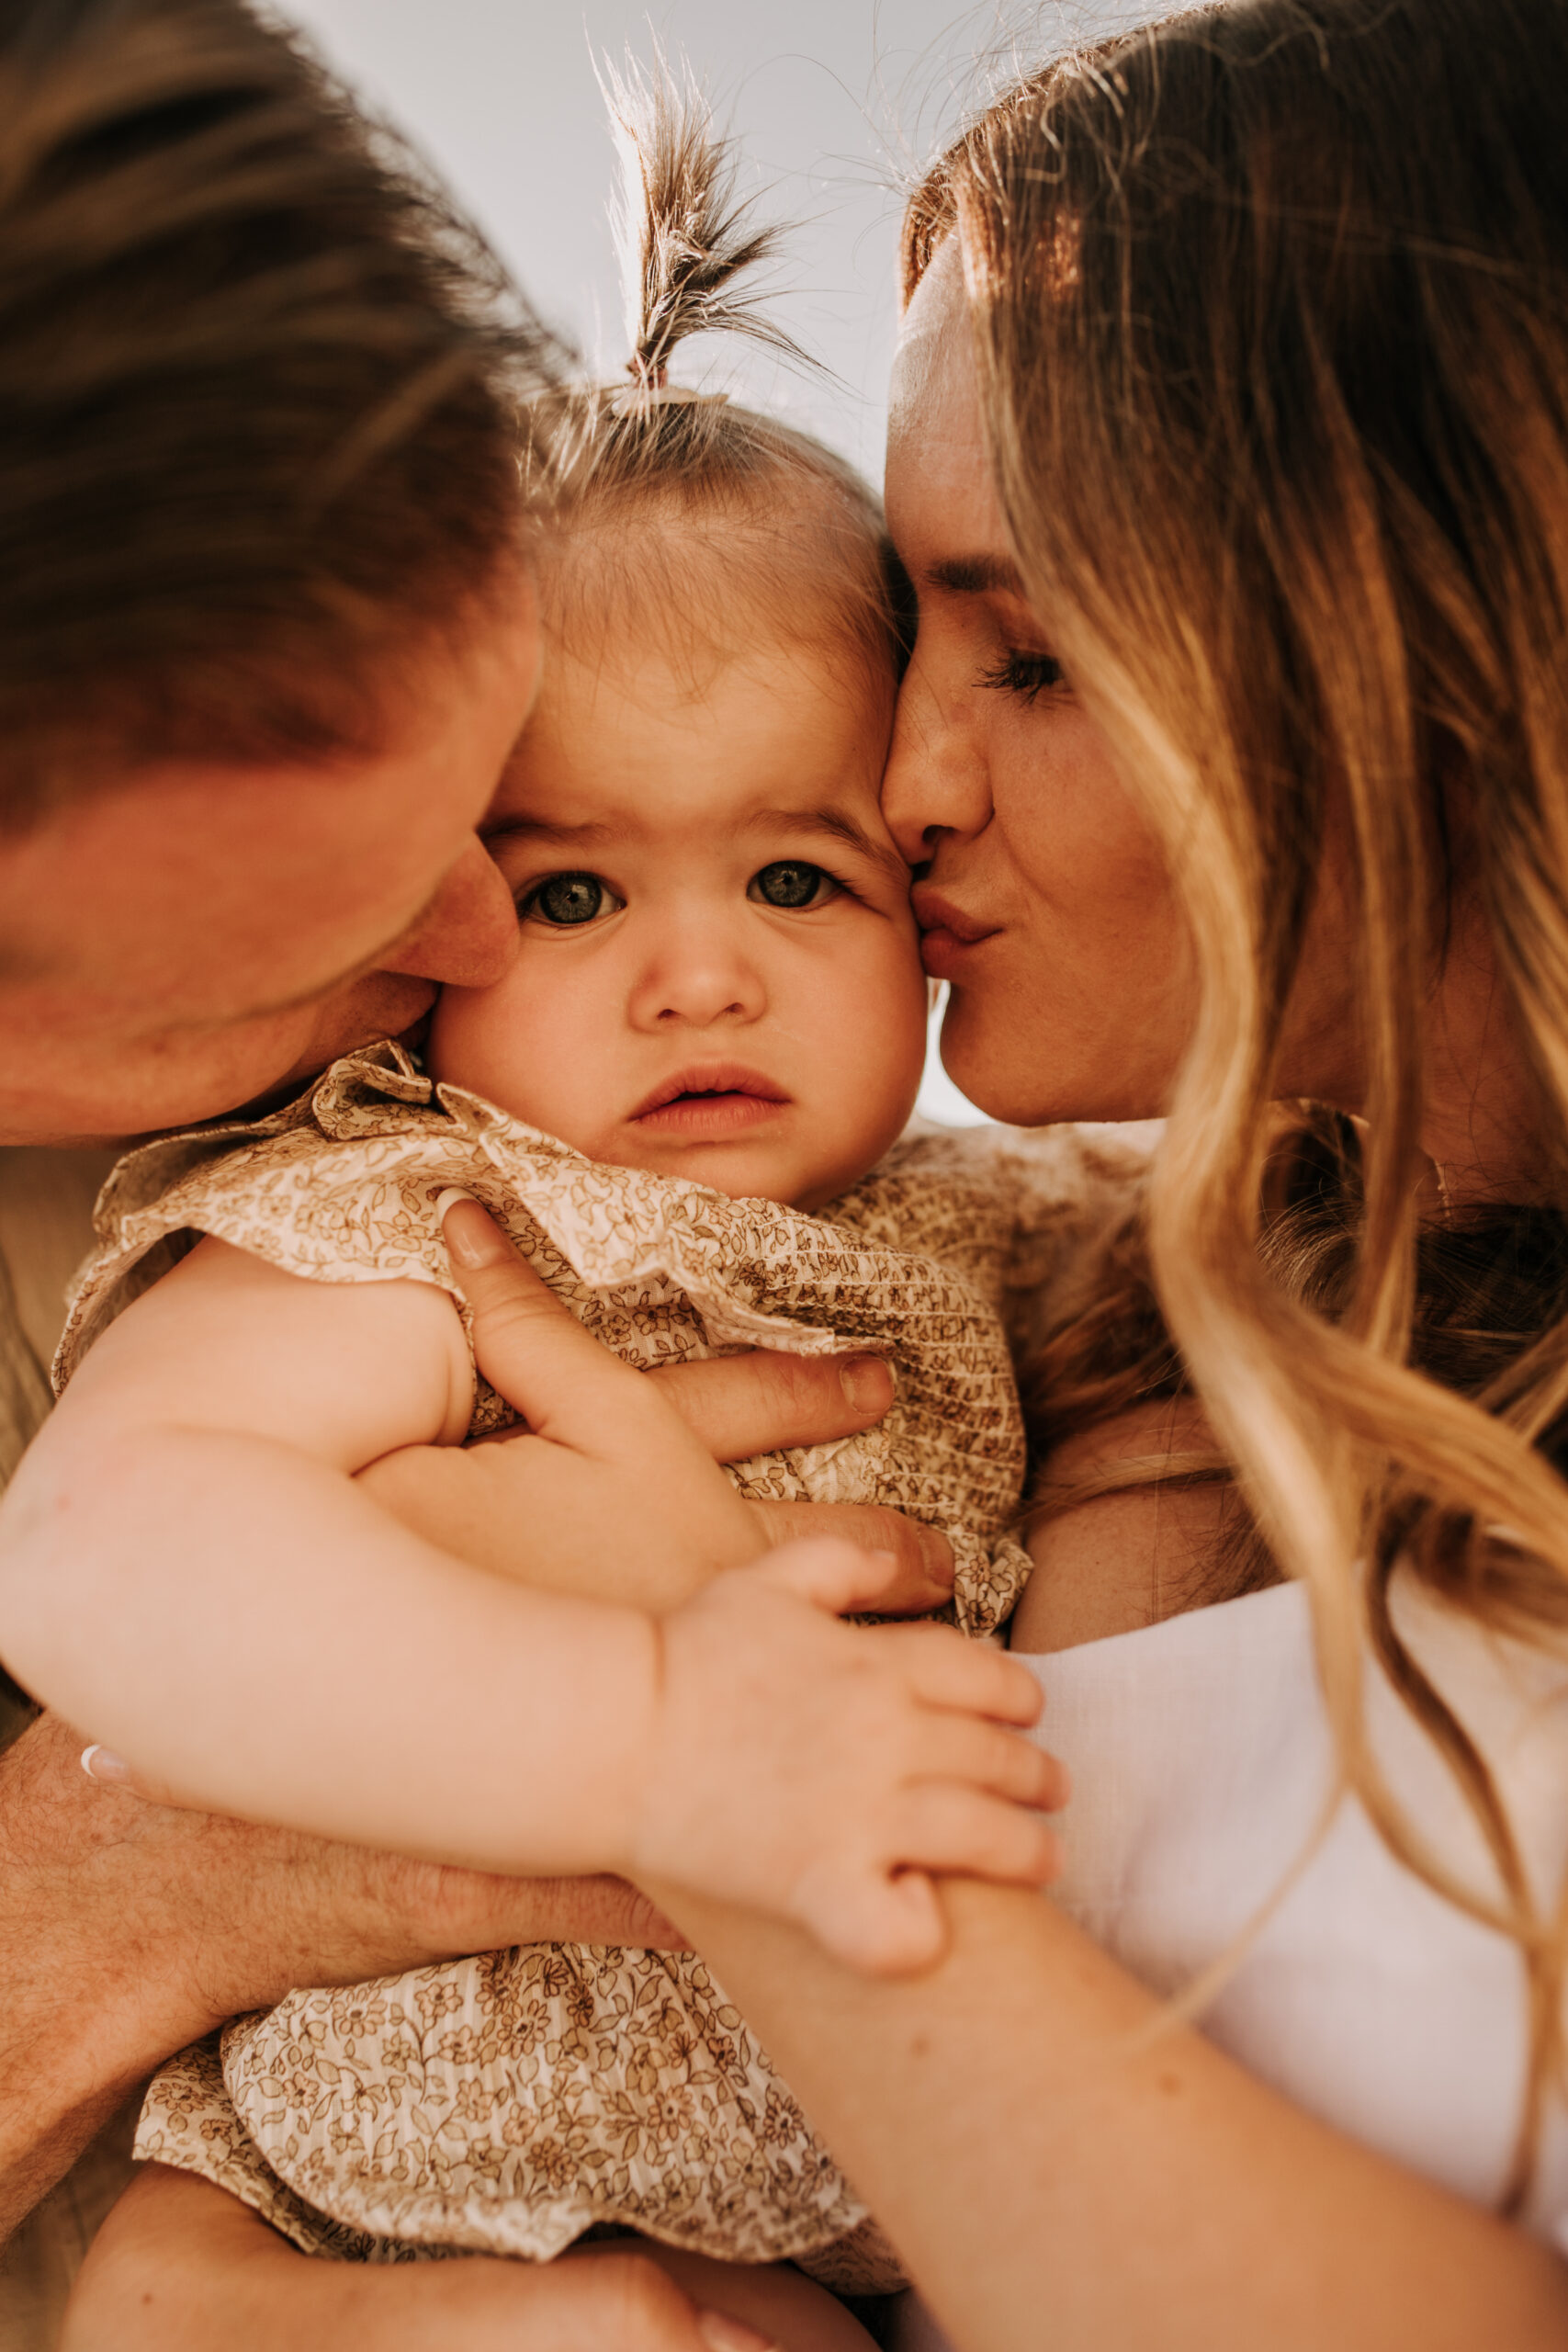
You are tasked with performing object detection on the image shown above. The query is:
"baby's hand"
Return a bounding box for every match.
[626,1539,1065,1976]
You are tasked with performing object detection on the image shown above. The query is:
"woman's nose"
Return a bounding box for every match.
[628,918,765,1031]
[881,644,991,870]
[377,836,519,989]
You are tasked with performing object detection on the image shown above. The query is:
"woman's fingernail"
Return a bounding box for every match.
[696,2312,780,2352]
[840,1353,893,1415]
[80,1744,130,1785]
[438,1193,505,1269]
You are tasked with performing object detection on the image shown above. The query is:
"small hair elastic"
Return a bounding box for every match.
[604,379,731,418]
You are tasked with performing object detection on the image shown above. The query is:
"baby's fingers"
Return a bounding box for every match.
[918,1715,1069,1814]
[750,1533,902,1616]
[796,1860,946,1978]
[893,1783,1063,1891]
[879,1623,1045,1727]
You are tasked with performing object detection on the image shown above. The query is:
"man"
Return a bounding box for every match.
[0,6,921,2340]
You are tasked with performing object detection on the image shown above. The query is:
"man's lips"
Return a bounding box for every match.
[629,1062,791,1138]
[911,888,1001,979]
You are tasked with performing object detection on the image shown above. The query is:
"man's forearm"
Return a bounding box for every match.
[1,1708,685,2241]
[0,1717,213,2240]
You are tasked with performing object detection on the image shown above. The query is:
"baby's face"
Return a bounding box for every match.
[427,628,928,1211]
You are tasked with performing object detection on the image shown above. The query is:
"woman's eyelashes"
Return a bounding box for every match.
[517,870,625,927]
[747,860,843,910]
[977,648,1067,703]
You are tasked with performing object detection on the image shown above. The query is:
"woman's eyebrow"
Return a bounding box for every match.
[927,553,1026,597]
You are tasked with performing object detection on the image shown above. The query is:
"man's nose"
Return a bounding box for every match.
[881,650,987,869]
[378,837,519,989]
[628,915,765,1030]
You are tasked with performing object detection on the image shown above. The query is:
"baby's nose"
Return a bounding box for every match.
[629,925,765,1029]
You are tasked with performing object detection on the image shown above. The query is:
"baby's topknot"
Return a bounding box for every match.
[525,59,909,685]
[604,53,806,397]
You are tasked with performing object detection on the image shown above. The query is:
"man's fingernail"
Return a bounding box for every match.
[438,1193,504,1269]
[840,1354,893,1416]
[80,1744,130,1785]
[918,1523,953,1582]
[696,2312,780,2352]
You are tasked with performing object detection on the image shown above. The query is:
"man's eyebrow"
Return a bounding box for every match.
[744,807,909,883]
[926,553,1027,598]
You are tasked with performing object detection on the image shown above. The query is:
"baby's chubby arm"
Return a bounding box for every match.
[0,1235,1063,1973]
[0,1235,661,1872]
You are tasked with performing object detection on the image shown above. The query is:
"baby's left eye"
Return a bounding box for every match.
[749,861,839,910]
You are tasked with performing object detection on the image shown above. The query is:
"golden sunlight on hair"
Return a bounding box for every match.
[910,0,1568,2201]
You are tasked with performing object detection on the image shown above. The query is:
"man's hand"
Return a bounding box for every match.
[0,1711,679,2239]
[360,1196,953,1612]
[65,2165,787,2352]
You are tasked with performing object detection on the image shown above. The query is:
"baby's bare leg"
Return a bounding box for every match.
[63,2165,773,2352]
[562,2238,881,2349]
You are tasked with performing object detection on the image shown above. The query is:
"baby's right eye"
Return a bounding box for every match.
[519,872,622,927]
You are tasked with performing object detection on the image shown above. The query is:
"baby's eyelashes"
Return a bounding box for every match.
[748,861,842,911]
[517,871,625,928]
[513,861,852,929]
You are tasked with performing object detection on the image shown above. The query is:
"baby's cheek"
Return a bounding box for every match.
[826,943,929,1155]
[426,969,544,1116]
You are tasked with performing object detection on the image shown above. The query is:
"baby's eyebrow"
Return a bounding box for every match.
[480,816,616,847]
[745,807,910,886]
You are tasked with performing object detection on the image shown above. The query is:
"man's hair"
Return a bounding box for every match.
[0,0,561,820]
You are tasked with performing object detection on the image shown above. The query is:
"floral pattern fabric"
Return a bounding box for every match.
[56,1046,1150,2288]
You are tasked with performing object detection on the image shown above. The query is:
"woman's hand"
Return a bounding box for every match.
[358,1196,953,1613]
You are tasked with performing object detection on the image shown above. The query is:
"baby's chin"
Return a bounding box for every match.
[604,1133,834,1212]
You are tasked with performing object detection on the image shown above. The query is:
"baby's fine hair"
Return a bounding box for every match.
[526,62,910,681]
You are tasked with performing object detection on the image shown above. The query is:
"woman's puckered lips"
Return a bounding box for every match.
[910,888,1000,946]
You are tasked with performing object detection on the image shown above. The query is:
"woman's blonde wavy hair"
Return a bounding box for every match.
[908,0,1568,2199]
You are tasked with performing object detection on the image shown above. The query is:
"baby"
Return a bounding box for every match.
[0,86,1063,2335]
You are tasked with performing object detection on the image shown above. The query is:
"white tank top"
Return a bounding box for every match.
[890,1578,1568,2349]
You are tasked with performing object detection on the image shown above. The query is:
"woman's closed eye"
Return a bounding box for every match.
[977,649,1067,703]
[748,860,843,911]
[517,871,626,928]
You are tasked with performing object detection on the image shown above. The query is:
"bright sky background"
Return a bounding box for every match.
[277,0,1156,1121]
